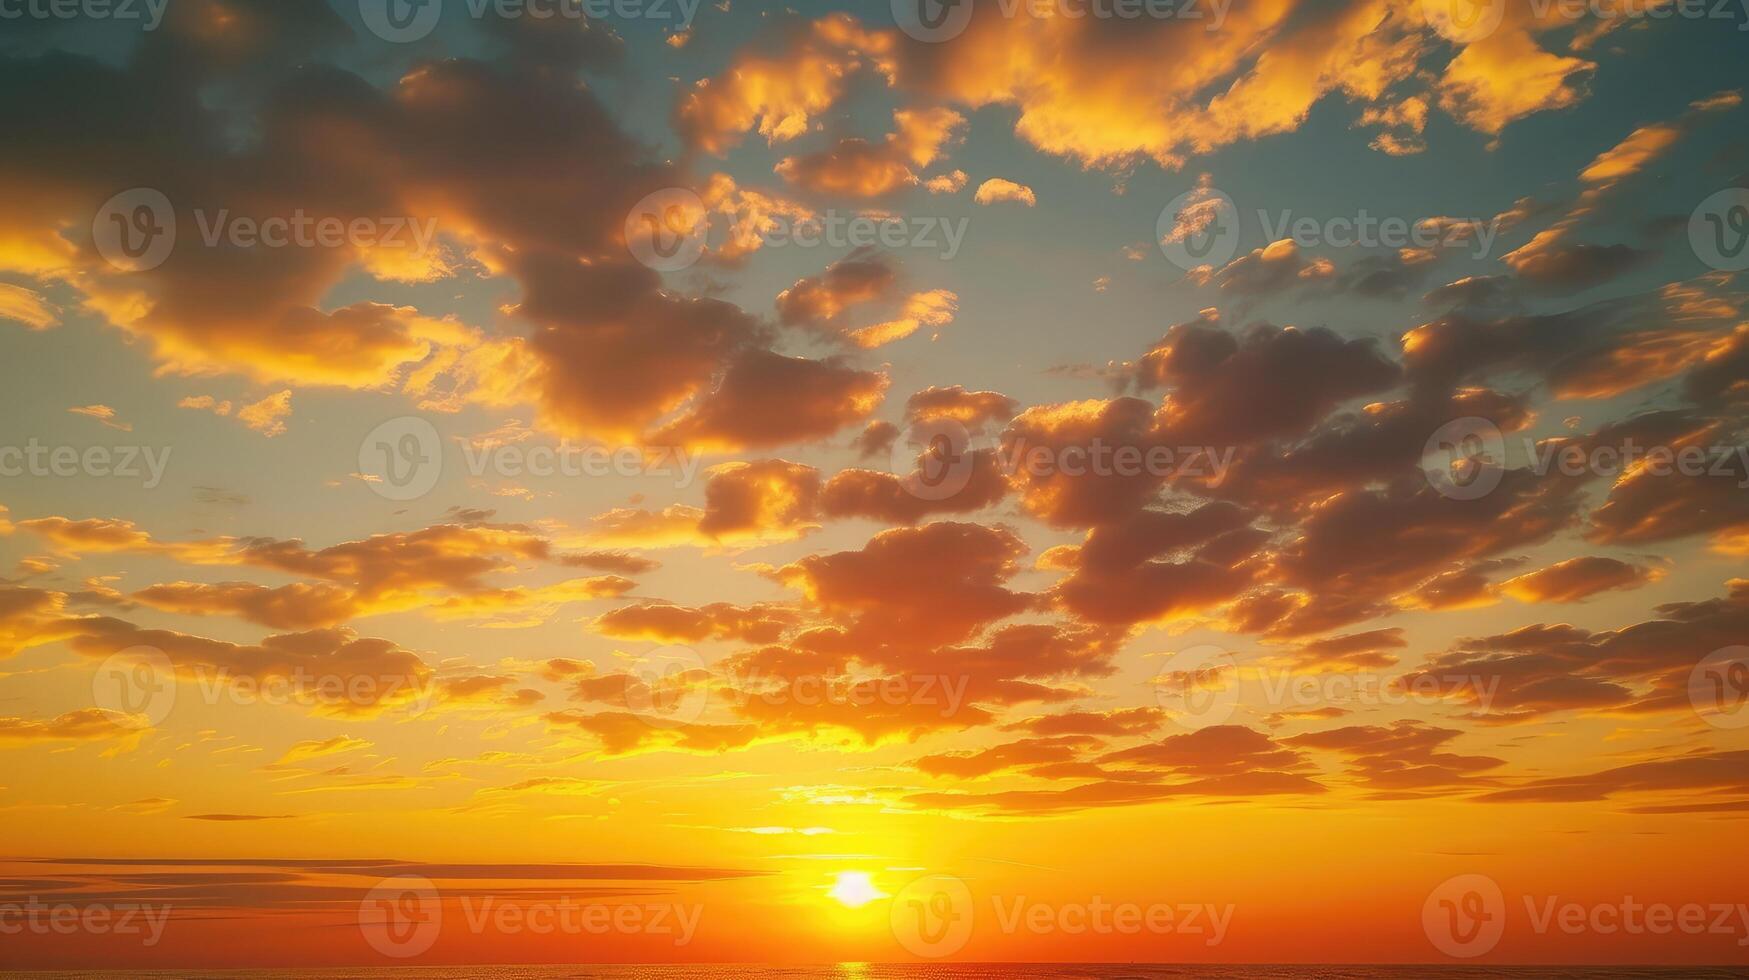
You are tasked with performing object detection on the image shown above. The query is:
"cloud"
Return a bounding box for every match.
[1001,707,1165,737]
[924,169,967,194]
[64,619,435,718]
[66,404,131,432]
[591,601,797,645]
[677,14,896,153]
[271,735,370,766]
[1284,720,1505,798]
[819,449,1010,525]
[556,551,661,575]
[998,397,1165,528]
[903,385,1020,432]
[0,708,143,743]
[774,108,965,197]
[0,283,59,330]
[906,725,1323,814]
[776,248,899,330]
[849,420,899,458]
[650,350,888,452]
[1138,314,1400,447]
[1501,92,1740,290]
[1397,580,1749,723]
[1272,628,1408,671]
[130,581,360,630]
[1197,239,1336,295]
[697,459,823,542]
[1048,502,1260,627]
[776,250,957,349]
[1497,556,1662,604]
[915,734,1102,779]
[780,522,1033,647]
[0,586,84,657]
[1435,15,1592,136]
[1478,750,1749,804]
[235,390,292,437]
[973,178,1036,207]
[545,709,762,756]
[179,395,234,417]
[845,289,957,349]
[1402,277,1739,399]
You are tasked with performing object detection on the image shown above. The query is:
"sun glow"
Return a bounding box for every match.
[826,871,887,908]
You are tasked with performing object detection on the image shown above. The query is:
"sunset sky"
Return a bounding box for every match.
[2,0,1749,969]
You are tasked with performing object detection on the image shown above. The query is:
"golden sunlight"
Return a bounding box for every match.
[826,872,887,909]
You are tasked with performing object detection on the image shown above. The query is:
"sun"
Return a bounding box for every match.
[826,871,887,909]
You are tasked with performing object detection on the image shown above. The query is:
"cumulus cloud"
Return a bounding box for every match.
[973,178,1037,207]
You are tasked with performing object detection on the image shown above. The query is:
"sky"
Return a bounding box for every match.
[1,0,1748,969]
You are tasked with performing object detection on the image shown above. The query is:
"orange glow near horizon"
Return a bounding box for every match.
[1,0,1748,972]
